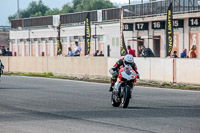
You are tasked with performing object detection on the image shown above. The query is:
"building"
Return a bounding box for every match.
[10,0,200,58]
[0,26,10,49]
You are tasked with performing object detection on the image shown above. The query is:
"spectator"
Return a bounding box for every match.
[73,41,81,56]
[67,47,74,56]
[5,48,12,56]
[94,50,99,56]
[189,45,197,58]
[171,51,178,58]
[1,46,6,56]
[141,45,155,57]
[0,46,2,56]
[99,51,104,56]
[180,49,188,58]
[127,45,136,57]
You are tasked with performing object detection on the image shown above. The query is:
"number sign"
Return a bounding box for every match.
[173,19,184,28]
[135,22,148,30]
[152,21,165,29]
[123,23,133,31]
[189,18,200,27]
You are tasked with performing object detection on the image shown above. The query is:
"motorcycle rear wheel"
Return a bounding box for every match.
[121,86,131,108]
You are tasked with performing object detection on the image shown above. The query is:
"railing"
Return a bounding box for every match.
[11,0,200,29]
[0,26,11,32]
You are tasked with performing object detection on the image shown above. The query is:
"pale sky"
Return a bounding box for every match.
[0,0,126,26]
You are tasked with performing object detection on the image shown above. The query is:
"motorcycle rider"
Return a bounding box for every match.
[0,59,4,76]
[109,54,139,92]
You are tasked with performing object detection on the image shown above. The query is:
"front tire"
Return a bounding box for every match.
[111,92,120,107]
[121,86,131,108]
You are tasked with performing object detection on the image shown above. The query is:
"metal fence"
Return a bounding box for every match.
[123,0,200,18]
[11,0,200,29]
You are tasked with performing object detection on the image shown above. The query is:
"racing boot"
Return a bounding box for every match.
[109,80,115,92]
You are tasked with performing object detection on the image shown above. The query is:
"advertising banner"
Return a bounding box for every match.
[85,13,91,55]
[120,8,128,56]
[166,2,174,56]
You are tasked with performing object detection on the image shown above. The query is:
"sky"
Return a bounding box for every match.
[0,0,126,26]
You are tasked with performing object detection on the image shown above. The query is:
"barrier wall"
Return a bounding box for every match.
[108,58,174,82]
[0,57,200,85]
[176,59,200,85]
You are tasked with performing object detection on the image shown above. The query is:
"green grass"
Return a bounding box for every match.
[3,72,200,91]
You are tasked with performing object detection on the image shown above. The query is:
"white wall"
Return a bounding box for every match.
[176,59,200,85]
[1,57,200,85]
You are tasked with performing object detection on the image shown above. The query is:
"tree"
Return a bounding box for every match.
[8,0,50,21]
[8,0,116,22]
[72,0,81,9]
[60,3,73,14]
[45,8,60,16]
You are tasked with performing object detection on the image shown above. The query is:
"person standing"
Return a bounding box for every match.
[142,45,154,57]
[1,46,6,56]
[67,47,74,56]
[127,45,136,57]
[94,50,99,56]
[180,49,188,58]
[189,45,197,58]
[0,46,2,56]
[73,41,81,56]
[171,51,178,58]
[99,51,104,56]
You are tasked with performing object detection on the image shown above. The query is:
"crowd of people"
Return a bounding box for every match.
[0,45,12,56]
[171,45,197,58]
[0,41,198,59]
[66,41,104,57]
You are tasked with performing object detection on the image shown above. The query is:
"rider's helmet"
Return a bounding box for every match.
[124,54,134,66]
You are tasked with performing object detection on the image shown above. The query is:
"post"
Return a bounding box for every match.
[129,0,130,5]
[95,24,97,51]
[28,29,31,56]
[17,0,19,18]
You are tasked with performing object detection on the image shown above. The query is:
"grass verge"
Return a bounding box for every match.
[3,72,200,91]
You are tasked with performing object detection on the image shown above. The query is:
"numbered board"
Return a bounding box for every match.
[173,19,184,28]
[189,18,200,27]
[152,21,165,29]
[135,22,148,30]
[123,23,133,31]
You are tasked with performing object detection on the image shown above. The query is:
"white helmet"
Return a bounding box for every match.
[124,54,134,66]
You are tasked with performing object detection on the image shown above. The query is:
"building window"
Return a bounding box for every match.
[61,37,67,43]
[116,37,119,47]
[53,37,58,43]
[98,35,104,42]
[112,37,115,46]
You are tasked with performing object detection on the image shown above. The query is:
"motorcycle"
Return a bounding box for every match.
[111,65,139,108]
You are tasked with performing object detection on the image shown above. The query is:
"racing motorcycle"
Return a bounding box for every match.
[111,65,139,108]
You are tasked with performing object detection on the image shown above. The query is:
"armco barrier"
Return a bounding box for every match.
[0,57,199,85]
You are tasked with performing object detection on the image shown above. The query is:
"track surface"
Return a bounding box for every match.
[0,76,200,133]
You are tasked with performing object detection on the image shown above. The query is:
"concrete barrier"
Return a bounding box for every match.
[0,57,199,85]
[176,59,200,85]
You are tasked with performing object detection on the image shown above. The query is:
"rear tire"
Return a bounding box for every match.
[111,92,120,107]
[121,86,131,108]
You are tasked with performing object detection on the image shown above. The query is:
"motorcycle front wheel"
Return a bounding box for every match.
[121,86,131,108]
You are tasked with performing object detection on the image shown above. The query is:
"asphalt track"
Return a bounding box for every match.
[0,76,200,133]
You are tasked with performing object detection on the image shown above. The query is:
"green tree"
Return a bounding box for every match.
[8,0,50,21]
[45,8,60,16]
[60,3,73,14]
[8,0,116,22]
[72,0,81,9]
[75,0,115,12]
